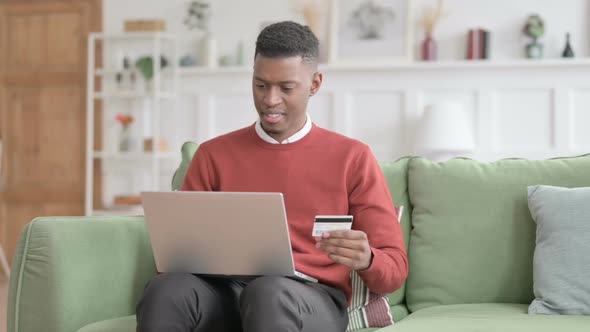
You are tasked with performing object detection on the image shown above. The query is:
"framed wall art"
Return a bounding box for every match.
[329,0,412,64]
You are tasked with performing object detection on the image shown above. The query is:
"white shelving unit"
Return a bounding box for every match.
[85,32,179,216]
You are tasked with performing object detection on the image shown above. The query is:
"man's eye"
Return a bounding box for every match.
[282,87,294,92]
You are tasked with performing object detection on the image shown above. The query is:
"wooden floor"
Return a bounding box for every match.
[1,277,7,332]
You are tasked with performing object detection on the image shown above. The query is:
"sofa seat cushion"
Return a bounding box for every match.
[75,315,385,332]
[74,309,406,332]
[377,304,590,332]
[77,315,136,332]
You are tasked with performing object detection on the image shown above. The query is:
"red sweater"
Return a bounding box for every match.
[182,124,408,303]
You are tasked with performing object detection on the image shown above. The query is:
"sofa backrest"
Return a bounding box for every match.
[378,160,412,308]
[405,155,590,312]
[171,141,199,191]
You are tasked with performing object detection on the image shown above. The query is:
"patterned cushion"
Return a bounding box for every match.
[346,206,403,331]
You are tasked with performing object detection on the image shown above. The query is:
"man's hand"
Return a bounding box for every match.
[315,230,373,271]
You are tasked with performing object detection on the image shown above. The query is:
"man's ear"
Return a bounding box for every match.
[309,72,323,96]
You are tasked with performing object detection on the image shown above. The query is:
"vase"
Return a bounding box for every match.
[562,32,574,58]
[421,33,437,61]
[118,126,134,152]
[198,34,217,68]
[526,40,543,59]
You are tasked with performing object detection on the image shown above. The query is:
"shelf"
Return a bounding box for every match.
[323,58,590,71]
[91,206,144,217]
[93,151,178,160]
[177,58,590,76]
[95,68,175,77]
[90,32,176,41]
[87,32,180,217]
[93,91,177,99]
[179,66,252,75]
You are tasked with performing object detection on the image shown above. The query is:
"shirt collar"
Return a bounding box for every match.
[255,113,312,144]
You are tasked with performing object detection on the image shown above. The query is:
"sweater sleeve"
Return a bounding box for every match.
[348,145,408,294]
[181,144,217,191]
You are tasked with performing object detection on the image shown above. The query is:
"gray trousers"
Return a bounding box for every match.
[136,273,348,332]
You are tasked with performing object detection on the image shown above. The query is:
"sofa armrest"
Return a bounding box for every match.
[8,216,156,332]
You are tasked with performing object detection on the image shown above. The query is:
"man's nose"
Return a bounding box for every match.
[263,87,282,107]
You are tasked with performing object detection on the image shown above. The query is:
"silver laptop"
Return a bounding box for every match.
[141,191,317,283]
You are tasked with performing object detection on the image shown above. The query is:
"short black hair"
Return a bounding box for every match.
[255,21,319,66]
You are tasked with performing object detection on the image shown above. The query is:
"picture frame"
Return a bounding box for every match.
[329,0,413,65]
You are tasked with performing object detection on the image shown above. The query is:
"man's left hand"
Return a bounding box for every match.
[315,230,373,271]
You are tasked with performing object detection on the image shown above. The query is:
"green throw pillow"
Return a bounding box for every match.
[527,185,590,315]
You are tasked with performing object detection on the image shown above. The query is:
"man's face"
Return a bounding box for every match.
[252,55,322,143]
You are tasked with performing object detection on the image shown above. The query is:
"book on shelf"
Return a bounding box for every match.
[124,19,166,32]
[467,28,490,60]
[113,194,142,206]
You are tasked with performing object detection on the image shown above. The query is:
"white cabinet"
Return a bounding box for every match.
[85,33,180,216]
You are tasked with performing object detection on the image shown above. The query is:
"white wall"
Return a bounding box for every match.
[105,0,590,63]
[174,62,590,161]
[96,1,590,210]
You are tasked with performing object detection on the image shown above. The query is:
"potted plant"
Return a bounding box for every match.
[419,0,449,61]
[523,14,545,59]
[184,0,215,67]
[116,113,134,152]
[134,55,169,92]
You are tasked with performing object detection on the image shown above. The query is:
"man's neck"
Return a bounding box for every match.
[256,114,312,144]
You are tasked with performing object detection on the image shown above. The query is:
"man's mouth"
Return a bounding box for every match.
[262,112,284,124]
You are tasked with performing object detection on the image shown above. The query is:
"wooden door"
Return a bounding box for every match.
[0,0,102,263]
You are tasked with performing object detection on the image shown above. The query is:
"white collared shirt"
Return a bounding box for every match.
[255,113,312,144]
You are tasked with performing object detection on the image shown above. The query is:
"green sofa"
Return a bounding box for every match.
[8,143,590,331]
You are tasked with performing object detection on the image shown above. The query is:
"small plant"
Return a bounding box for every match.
[135,56,169,81]
[420,0,449,36]
[116,113,134,151]
[523,14,545,41]
[523,14,545,58]
[184,0,211,32]
[116,113,134,128]
[290,0,327,37]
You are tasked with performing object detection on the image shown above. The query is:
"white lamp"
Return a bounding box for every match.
[413,102,475,161]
